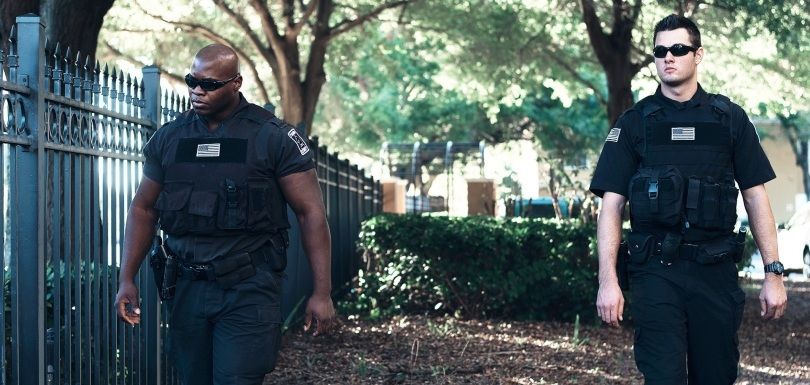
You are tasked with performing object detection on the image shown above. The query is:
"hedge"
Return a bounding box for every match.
[344,214,599,322]
[343,214,757,323]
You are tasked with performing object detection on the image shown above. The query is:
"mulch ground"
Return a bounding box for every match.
[266,279,810,384]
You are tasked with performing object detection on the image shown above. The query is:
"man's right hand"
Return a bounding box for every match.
[596,282,624,327]
[115,281,141,326]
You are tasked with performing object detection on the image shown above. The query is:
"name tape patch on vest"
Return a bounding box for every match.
[671,127,695,141]
[605,127,621,142]
[196,143,221,157]
[287,128,310,155]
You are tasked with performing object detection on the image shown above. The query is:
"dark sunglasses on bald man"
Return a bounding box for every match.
[184,73,240,91]
[652,43,698,58]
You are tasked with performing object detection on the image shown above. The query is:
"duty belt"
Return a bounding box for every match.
[177,245,272,281]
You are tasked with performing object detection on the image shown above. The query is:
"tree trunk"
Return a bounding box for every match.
[276,34,305,127]
[605,58,636,126]
[579,0,644,126]
[0,0,38,52]
[1,0,113,61]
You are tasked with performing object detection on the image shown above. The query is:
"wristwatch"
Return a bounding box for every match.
[763,261,784,275]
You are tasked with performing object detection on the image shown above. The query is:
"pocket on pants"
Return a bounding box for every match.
[255,305,282,373]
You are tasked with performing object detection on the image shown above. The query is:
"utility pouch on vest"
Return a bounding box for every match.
[628,166,684,228]
[685,176,738,231]
[616,241,629,290]
[210,252,257,289]
[695,235,737,265]
[627,232,660,265]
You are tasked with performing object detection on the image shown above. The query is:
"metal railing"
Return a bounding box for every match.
[0,15,380,385]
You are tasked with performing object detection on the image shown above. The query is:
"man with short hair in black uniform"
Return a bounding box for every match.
[590,15,787,384]
[114,44,336,385]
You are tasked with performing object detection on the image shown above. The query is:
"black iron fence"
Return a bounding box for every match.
[0,15,380,385]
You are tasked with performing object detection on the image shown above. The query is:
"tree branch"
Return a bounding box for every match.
[130,2,273,104]
[247,0,285,53]
[206,0,280,83]
[291,0,319,36]
[578,0,611,67]
[102,40,185,85]
[329,0,410,39]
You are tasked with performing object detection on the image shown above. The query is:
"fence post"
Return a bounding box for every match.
[141,65,162,384]
[14,14,46,385]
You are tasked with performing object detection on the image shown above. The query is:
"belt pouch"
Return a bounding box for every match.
[661,233,682,265]
[733,227,747,263]
[210,252,256,289]
[616,241,630,290]
[696,236,734,264]
[627,232,656,265]
[148,241,165,297]
[267,237,288,272]
[162,254,178,300]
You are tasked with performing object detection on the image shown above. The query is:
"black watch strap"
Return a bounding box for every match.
[764,261,784,275]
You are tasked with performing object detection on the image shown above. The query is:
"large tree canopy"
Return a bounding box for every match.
[102,0,411,135]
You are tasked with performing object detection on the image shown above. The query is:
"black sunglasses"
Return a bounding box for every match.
[652,44,698,58]
[184,73,240,91]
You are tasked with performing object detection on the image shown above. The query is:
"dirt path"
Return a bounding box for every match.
[266,280,810,384]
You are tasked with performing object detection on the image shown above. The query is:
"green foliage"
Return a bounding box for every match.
[345,214,599,322]
[322,27,490,152]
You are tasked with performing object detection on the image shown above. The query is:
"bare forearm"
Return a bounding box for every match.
[119,206,158,284]
[597,193,626,287]
[298,212,332,297]
[742,185,779,264]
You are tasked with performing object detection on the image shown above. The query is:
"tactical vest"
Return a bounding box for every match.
[627,94,738,242]
[153,106,289,236]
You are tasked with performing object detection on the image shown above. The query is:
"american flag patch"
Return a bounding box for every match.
[196,143,221,157]
[605,127,621,142]
[671,127,695,141]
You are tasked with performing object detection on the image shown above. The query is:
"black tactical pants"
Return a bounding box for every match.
[165,260,283,385]
[628,256,746,385]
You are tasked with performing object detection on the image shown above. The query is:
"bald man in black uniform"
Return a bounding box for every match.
[115,44,336,385]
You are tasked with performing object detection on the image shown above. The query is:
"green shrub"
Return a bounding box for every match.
[343,214,599,322]
[344,214,756,323]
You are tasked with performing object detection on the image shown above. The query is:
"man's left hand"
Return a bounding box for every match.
[760,275,787,319]
[304,294,337,336]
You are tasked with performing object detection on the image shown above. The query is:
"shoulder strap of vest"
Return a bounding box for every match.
[241,103,275,124]
[637,96,662,118]
[710,94,731,116]
[709,94,735,141]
